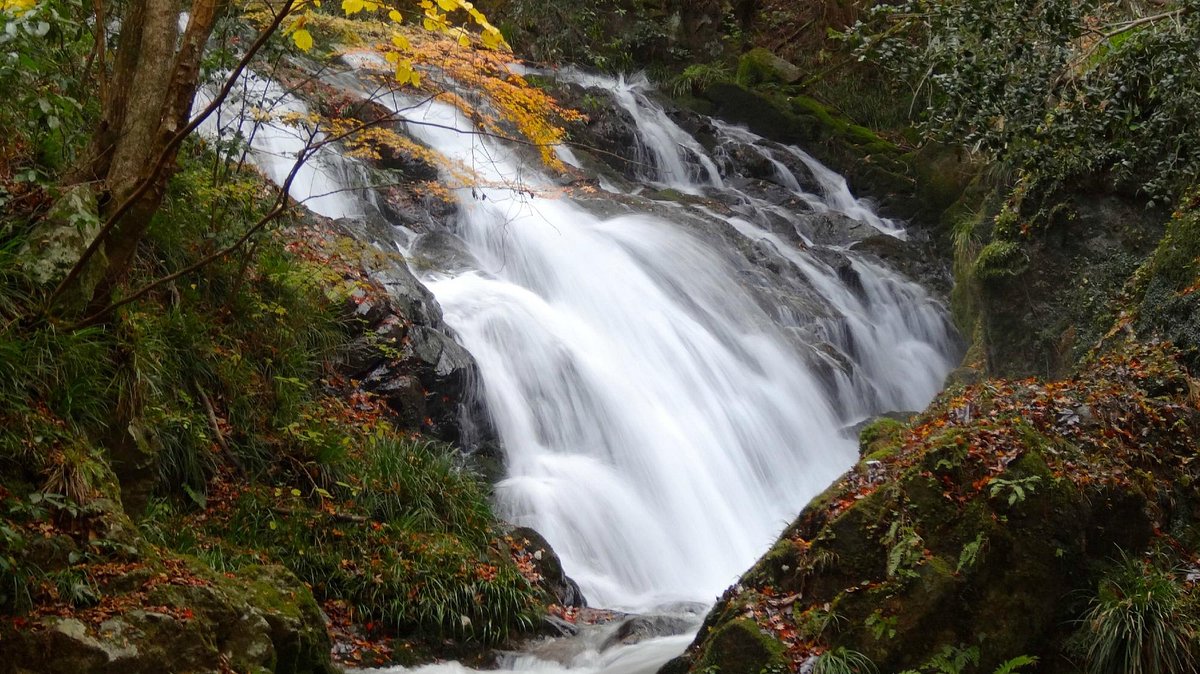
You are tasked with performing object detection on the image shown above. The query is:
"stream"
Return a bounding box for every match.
[202,61,958,673]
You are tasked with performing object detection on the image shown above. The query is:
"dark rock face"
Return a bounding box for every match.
[663,343,1200,674]
[853,233,953,297]
[331,218,492,449]
[2,563,335,674]
[510,526,587,609]
[969,191,1165,379]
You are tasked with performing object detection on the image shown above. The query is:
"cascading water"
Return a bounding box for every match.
[194,68,372,220]
[222,60,958,673]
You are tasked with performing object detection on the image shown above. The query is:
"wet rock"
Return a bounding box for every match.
[601,615,695,651]
[326,218,491,445]
[509,526,586,608]
[408,230,481,276]
[853,233,952,298]
[803,212,878,247]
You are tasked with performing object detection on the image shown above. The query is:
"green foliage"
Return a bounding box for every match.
[357,436,493,543]
[865,610,898,641]
[109,146,345,495]
[847,0,1200,204]
[163,434,541,645]
[0,0,93,171]
[971,239,1027,283]
[670,61,733,98]
[955,532,985,574]
[987,475,1041,506]
[884,517,925,580]
[1075,553,1199,674]
[0,323,113,470]
[495,0,687,72]
[1133,195,1200,364]
[814,647,878,674]
[898,645,1036,674]
[991,656,1038,674]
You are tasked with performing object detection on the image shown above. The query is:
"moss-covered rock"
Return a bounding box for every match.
[856,415,909,460]
[736,48,803,87]
[685,617,788,674]
[1,560,335,674]
[665,342,1200,674]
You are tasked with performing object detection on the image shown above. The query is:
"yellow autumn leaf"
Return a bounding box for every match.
[395,60,422,87]
[292,28,314,51]
[384,51,400,63]
[341,0,364,14]
[480,27,503,50]
[388,8,402,22]
[436,0,457,11]
[457,31,470,47]
[391,33,411,49]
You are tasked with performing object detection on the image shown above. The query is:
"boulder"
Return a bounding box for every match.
[2,562,335,674]
[737,48,804,86]
[600,614,695,651]
[510,526,586,608]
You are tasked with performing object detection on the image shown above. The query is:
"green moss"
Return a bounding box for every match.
[788,95,895,154]
[736,48,798,87]
[695,618,789,673]
[857,417,907,459]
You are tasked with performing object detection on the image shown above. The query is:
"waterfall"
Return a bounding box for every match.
[222,60,958,673]
[193,69,372,220]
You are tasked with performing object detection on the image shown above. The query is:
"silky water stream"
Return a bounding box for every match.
[202,63,959,674]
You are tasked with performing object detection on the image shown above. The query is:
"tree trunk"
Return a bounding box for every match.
[69,0,223,313]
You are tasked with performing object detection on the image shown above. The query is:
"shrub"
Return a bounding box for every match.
[1077,553,1199,674]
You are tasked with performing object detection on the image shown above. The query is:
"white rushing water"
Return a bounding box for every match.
[228,61,958,673]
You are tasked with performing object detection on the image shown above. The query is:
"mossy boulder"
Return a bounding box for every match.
[1,560,335,674]
[695,618,789,673]
[663,342,1200,674]
[736,48,803,87]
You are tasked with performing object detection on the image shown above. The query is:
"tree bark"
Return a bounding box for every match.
[75,0,223,313]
